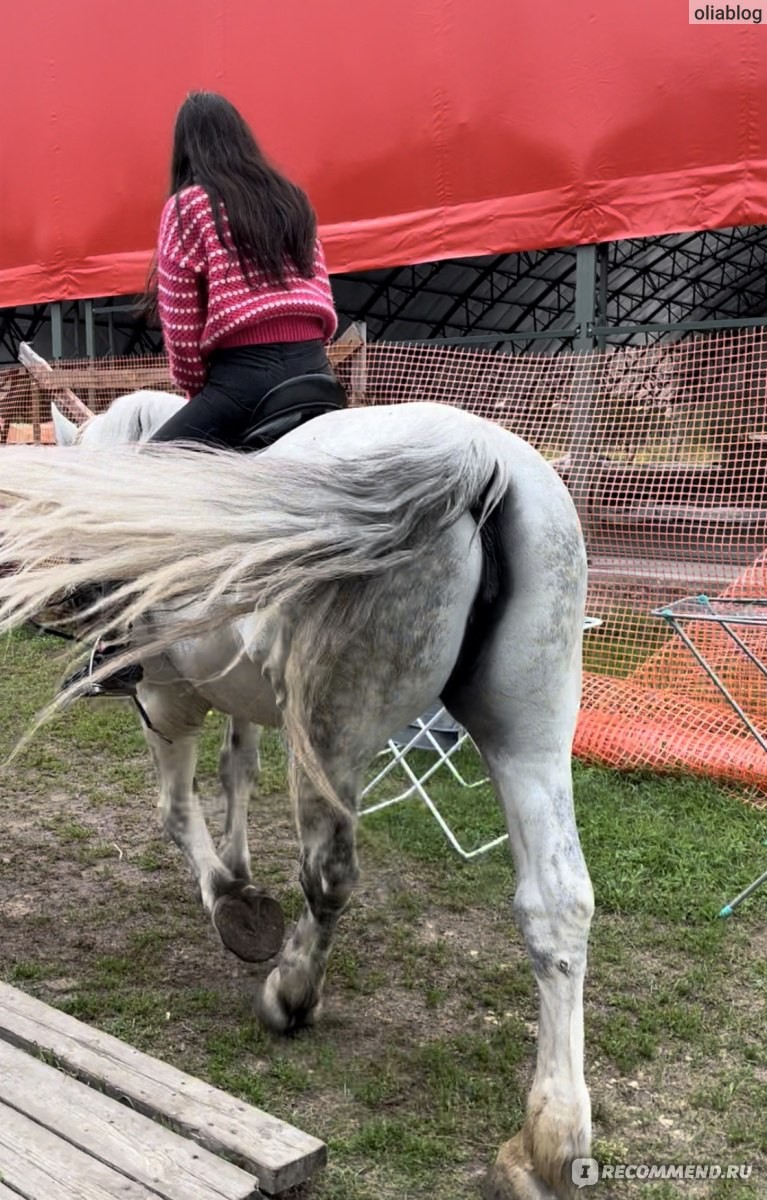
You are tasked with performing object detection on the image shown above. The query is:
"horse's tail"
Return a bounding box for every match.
[0,434,507,790]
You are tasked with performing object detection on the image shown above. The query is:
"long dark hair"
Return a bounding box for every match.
[141,92,317,318]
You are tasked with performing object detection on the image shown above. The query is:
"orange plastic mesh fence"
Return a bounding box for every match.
[3,329,767,800]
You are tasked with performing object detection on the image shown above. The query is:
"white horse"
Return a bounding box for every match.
[2,389,592,1200]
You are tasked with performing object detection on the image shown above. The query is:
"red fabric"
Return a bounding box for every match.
[157,187,336,394]
[3,0,767,306]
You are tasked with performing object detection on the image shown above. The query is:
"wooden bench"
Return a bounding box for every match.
[0,981,326,1198]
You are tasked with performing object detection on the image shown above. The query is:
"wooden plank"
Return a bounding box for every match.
[0,1041,262,1200]
[0,1099,156,1200]
[589,553,744,587]
[0,1185,24,1200]
[595,504,767,523]
[45,367,177,392]
[0,983,325,1195]
[18,343,94,423]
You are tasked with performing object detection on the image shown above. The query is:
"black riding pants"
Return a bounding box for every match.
[149,340,334,448]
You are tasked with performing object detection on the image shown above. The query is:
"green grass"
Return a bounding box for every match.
[1,627,766,1197]
[583,606,673,678]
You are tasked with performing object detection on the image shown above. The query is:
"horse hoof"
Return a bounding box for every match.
[254,966,322,1035]
[482,1169,558,1200]
[481,1134,560,1200]
[212,886,285,963]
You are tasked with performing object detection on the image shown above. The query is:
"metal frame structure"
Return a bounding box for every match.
[2,225,766,364]
[331,225,767,354]
[358,707,502,862]
[0,298,163,363]
[653,596,767,916]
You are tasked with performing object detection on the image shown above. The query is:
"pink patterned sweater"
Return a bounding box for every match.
[157,185,337,395]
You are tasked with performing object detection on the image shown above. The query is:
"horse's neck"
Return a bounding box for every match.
[83,390,184,446]
[134,392,186,441]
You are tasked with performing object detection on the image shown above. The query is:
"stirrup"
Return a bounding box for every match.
[61,642,143,699]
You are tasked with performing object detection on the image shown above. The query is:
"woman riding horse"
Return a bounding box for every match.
[149,90,339,445]
[73,90,343,693]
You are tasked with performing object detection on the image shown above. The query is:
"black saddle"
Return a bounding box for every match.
[242,373,348,451]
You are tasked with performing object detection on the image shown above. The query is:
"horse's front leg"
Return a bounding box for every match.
[258,764,358,1033]
[145,726,284,963]
[217,716,261,882]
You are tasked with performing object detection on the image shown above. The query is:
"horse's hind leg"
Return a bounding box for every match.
[478,730,592,1200]
[218,716,261,882]
[256,518,482,1034]
[259,760,359,1033]
[446,493,593,1200]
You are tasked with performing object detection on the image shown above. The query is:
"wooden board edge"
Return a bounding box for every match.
[0,982,326,1194]
[0,1039,264,1200]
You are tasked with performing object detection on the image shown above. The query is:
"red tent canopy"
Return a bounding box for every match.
[2,0,767,306]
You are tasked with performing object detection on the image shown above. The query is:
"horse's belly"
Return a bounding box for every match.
[196,669,281,726]
[164,626,282,727]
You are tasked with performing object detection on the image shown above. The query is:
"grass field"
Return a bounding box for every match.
[1,627,766,1198]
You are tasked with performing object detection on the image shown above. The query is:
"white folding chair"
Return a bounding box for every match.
[359,617,602,860]
[359,705,502,860]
